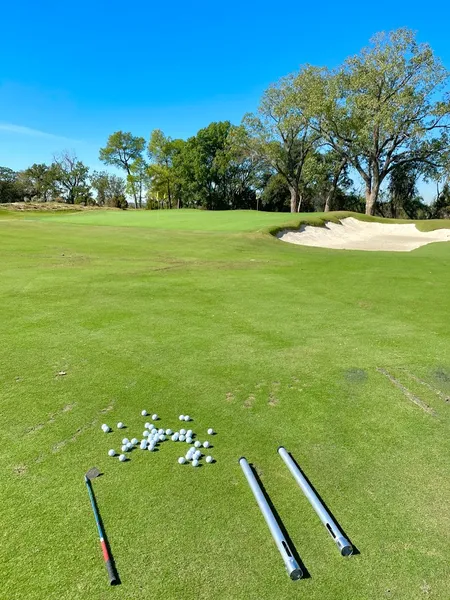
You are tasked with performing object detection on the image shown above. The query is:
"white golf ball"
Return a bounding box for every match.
[179,434,186,442]
[145,422,151,429]
[152,414,159,421]
[143,430,149,437]
[125,443,133,451]
[141,410,148,416]
[194,450,202,459]
[119,454,126,462]
[121,444,127,452]
[194,441,201,448]
[140,441,147,449]
[159,434,166,441]
[122,438,130,445]
[184,415,190,422]
[171,434,179,442]
[131,438,139,445]
[206,455,213,464]
[192,459,199,467]
[158,428,164,435]
[165,429,172,436]
[180,428,186,435]
[207,428,214,435]
[186,429,193,437]
[148,444,155,452]
[117,422,124,429]
[108,449,115,457]
[203,441,210,448]
[178,457,187,464]
[185,452,193,460]
[186,437,193,444]
[179,415,185,421]
[101,424,110,432]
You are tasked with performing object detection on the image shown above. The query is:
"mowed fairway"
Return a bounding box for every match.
[1,209,450,600]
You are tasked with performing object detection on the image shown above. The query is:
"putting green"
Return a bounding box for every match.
[1,209,450,600]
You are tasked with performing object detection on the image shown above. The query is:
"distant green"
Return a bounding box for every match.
[1,209,449,600]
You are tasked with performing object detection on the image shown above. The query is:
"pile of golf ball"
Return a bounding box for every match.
[102,411,216,468]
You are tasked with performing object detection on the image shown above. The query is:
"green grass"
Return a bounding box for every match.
[1,208,450,600]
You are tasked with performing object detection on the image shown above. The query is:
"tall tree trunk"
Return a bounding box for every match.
[325,158,346,212]
[365,180,380,215]
[167,182,172,209]
[126,166,139,208]
[289,186,299,213]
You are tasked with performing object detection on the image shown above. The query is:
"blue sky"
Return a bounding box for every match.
[1,0,449,198]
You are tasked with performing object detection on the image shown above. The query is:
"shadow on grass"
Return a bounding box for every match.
[249,464,311,579]
[286,452,360,556]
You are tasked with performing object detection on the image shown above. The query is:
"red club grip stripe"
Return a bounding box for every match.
[100,538,110,562]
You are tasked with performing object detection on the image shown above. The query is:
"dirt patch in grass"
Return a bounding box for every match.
[13,464,27,476]
[268,393,279,406]
[244,394,256,408]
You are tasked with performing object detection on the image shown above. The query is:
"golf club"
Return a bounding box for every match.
[239,457,303,580]
[277,447,353,556]
[84,467,118,585]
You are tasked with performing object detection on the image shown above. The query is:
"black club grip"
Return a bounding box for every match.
[106,560,117,585]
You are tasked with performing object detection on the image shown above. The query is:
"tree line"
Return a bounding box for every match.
[1,28,450,217]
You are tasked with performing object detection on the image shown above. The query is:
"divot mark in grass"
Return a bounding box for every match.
[400,370,450,404]
[53,419,98,452]
[244,394,255,408]
[377,368,437,416]
[13,464,27,476]
[268,393,279,407]
[225,392,235,402]
[51,403,114,453]
[25,402,78,435]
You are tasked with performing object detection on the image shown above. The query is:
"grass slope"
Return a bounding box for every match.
[1,209,450,600]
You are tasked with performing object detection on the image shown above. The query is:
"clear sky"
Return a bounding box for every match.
[1,0,449,198]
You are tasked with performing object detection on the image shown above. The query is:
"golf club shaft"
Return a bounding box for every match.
[239,457,303,580]
[278,447,353,556]
[84,477,117,585]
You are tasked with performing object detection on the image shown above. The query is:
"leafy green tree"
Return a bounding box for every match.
[302,29,450,215]
[126,157,148,208]
[19,163,59,202]
[91,171,127,208]
[163,121,257,210]
[385,163,421,218]
[148,130,181,208]
[260,174,290,211]
[0,167,24,203]
[243,73,319,212]
[99,131,146,207]
[52,152,92,205]
[430,183,450,218]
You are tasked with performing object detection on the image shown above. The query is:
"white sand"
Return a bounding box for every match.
[277,217,450,252]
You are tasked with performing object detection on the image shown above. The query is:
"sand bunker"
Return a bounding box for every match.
[277,217,450,252]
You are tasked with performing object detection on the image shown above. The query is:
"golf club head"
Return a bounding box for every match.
[86,467,102,480]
